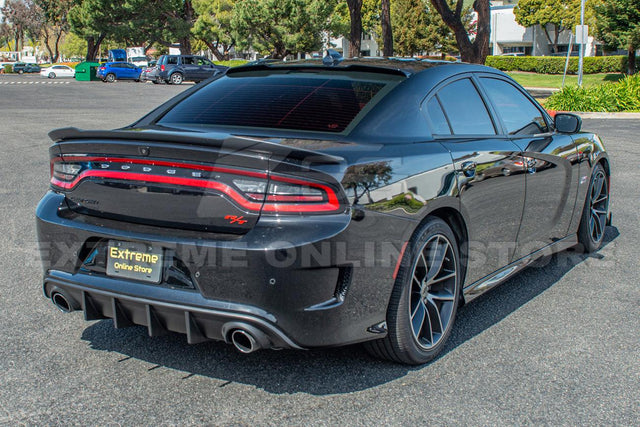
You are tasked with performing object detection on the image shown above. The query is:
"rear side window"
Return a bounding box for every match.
[436,78,496,135]
[158,73,399,133]
[480,77,549,135]
[425,97,451,135]
[167,56,178,65]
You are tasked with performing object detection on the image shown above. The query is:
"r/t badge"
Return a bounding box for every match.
[225,215,248,225]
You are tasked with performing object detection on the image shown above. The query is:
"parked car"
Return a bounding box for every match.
[129,56,149,68]
[157,54,228,84]
[37,59,611,365]
[140,60,159,83]
[12,62,41,74]
[97,62,142,82]
[40,65,75,79]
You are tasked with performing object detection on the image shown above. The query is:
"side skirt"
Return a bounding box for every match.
[462,234,578,303]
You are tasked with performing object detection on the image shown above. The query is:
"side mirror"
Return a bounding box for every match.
[554,113,582,133]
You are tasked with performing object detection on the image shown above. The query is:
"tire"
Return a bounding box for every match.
[152,80,159,84]
[18,70,24,74]
[365,217,461,365]
[170,73,183,85]
[577,163,609,253]
[502,168,511,176]
[48,72,56,79]
[105,73,116,83]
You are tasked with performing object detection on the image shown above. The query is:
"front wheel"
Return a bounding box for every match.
[170,73,183,85]
[18,70,24,74]
[365,217,461,365]
[577,164,609,252]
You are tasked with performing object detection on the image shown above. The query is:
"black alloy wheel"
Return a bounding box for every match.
[365,217,461,365]
[578,164,609,252]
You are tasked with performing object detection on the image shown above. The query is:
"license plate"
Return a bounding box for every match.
[106,240,163,284]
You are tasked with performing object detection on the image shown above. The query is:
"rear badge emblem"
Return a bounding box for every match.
[139,146,150,156]
[225,215,248,225]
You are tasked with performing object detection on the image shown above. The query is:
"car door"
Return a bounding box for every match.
[180,56,198,80]
[425,76,526,286]
[477,76,581,257]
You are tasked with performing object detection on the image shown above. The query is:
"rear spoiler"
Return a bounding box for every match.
[48,127,345,165]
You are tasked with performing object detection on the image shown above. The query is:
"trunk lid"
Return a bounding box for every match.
[49,128,347,234]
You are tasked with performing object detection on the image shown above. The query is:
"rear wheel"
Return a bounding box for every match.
[18,70,24,74]
[577,164,609,252]
[365,217,461,365]
[170,73,183,85]
[105,73,116,83]
[48,72,56,79]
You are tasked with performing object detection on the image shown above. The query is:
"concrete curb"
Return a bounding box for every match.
[574,112,640,119]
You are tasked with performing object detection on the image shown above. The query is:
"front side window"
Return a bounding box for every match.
[480,77,549,136]
[167,56,178,65]
[436,78,496,135]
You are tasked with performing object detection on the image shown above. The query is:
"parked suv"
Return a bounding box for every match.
[97,62,142,82]
[12,62,41,74]
[157,55,228,84]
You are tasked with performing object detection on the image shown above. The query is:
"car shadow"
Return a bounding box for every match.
[81,227,620,395]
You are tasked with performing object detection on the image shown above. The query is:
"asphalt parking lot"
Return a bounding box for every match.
[0,75,638,425]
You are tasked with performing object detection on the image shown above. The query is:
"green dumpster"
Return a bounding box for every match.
[74,61,101,81]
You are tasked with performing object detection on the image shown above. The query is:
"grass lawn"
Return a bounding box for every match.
[507,71,626,88]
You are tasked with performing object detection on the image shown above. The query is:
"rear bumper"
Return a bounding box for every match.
[37,191,415,348]
[44,271,302,349]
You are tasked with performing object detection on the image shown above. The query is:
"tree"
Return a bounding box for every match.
[34,0,73,62]
[430,0,490,64]
[391,0,428,56]
[596,0,640,75]
[346,0,363,57]
[232,0,334,59]
[192,0,236,60]
[380,0,392,56]
[514,0,580,54]
[1,0,41,52]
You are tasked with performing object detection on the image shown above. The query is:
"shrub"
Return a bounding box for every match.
[213,59,248,67]
[545,74,640,112]
[485,55,638,74]
[2,64,12,73]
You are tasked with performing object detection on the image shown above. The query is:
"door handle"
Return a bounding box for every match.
[459,161,477,177]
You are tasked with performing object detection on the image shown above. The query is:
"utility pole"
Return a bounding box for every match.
[577,0,586,87]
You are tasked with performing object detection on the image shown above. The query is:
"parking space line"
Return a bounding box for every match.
[1,81,71,85]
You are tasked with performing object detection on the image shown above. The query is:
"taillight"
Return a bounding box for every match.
[231,176,339,213]
[160,65,165,71]
[99,66,106,70]
[50,158,84,185]
[49,156,345,214]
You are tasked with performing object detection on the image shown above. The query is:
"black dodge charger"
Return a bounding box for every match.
[36,58,611,364]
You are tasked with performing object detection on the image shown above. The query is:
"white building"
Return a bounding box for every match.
[490,1,597,56]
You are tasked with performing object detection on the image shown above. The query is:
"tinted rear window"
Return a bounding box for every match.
[157,72,399,133]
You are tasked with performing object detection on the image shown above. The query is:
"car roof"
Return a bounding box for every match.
[234,57,472,77]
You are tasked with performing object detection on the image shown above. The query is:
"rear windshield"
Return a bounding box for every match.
[157,71,400,133]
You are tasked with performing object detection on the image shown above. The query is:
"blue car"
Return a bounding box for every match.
[97,62,142,82]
